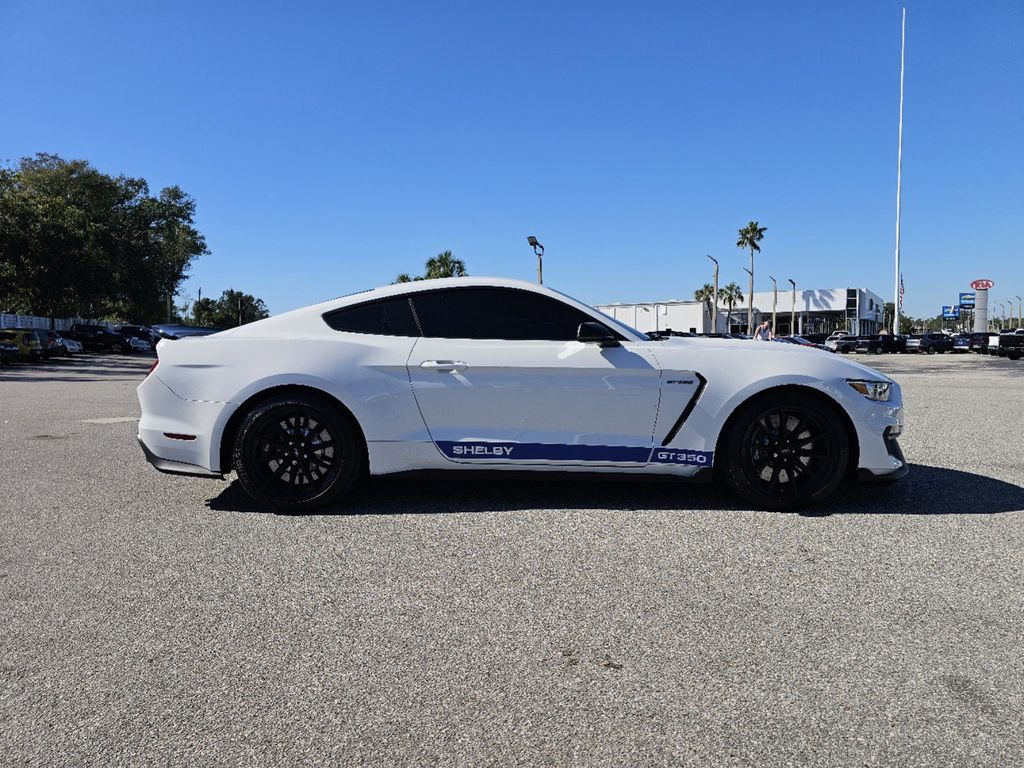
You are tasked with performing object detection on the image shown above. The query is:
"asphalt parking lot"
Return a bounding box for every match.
[2,351,1023,766]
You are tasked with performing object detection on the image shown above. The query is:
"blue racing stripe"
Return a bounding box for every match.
[437,441,652,463]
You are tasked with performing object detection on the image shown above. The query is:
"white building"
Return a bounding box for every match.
[597,287,886,336]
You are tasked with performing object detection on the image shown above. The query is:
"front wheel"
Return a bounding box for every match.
[722,391,850,511]
[233,394,364,512]
[926,345,936,354]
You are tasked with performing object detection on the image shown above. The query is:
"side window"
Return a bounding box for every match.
[323,297,419,337]
[410,287,614,341]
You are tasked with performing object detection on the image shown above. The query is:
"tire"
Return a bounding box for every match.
[1008,351,1021,361]
[111,342,123,353]
[722,390,850,511]
[873,345,883,354]
[232,393,364,512]
[926,345,936,354]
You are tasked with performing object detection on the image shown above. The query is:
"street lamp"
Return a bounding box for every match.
[768,275,778,336]
[527,236,544,284]
[706,255,718,333]
[788,279,797,335]
[1016,296,1022,329]
[742,267,753,334]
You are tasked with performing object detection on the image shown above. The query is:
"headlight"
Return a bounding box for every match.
[847,380,892,401]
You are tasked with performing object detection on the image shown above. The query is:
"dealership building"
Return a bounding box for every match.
[597,287,887,336]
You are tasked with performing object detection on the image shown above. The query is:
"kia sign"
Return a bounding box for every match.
[959,292,976,308]
[971,279,994,290]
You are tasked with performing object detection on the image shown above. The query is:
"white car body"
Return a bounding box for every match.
[138,277,906,504]
[128,337,152,352]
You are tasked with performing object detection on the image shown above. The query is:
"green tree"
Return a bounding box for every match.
[0,153,207,322]
[186,289,269,328]
[720,282,744,332]
[393,250,467,283]
[736,221,767,334]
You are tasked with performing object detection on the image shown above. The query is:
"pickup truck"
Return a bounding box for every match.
[65,323,136,353]
[854,334,906,354]
[996,329,1024,360]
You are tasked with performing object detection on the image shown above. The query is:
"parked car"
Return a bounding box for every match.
[117,325,161,345]
[854,334,906,354]
[66,323,135,353]
[128,336,153,352]
[39,330,69,358]
[150,324,224,340]
[951,334,971,353]
[138,276,907,513]
[0,329,43,361]
[775,336,828,351]
[825,334,859,353]
[905,333,953,354]
[60,337,83,355]
[0,341,19,364]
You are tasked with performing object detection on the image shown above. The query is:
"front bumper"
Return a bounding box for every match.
[857,427,909,482]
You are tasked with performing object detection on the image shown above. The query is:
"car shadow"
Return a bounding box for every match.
[205,463,1024,517]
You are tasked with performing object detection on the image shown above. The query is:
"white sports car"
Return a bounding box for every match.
[137,277,907,511]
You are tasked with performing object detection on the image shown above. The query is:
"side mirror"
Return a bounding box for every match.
[577,321,620,348]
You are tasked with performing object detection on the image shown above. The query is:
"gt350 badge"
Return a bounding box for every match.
[650,448,713,465]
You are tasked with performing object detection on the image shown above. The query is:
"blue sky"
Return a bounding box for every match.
[2,0,1022,318]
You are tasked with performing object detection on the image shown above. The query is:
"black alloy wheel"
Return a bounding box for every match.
[723,391,849,511]
[233,394,363,512]
[111,342,123,353]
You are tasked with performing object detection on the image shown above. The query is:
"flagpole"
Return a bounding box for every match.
[893,7,906,335]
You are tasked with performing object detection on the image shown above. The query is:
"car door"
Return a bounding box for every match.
[406,286,664,466]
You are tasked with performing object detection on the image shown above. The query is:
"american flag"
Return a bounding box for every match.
[899,274,905,309]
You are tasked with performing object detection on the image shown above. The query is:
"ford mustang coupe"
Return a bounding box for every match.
[138,277,907,511]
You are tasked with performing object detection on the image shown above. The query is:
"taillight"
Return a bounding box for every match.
[147,359,159,378]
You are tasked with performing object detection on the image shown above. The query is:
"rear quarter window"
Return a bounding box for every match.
[323,296,420,337]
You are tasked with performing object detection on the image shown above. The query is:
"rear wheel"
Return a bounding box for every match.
[233,394,364,512]
[722,391,850,511]
[926,345,936,354]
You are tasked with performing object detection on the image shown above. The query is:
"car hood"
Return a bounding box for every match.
[650,337,893,382]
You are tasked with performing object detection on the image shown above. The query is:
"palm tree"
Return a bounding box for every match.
[694,283,716,330]
[423,250,467,279]
[736,221,767,334]
[395,250,468,283]
[720,282,744,332]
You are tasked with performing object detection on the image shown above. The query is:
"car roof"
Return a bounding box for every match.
[225,277,648,342]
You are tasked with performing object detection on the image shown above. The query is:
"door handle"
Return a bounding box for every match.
[420,360,468,373]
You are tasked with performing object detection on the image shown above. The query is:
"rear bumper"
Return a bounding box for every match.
[138,438,222,478]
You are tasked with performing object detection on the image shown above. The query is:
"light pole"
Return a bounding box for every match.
[999,302,1006,330]
[769,275,778,335]
[1016,296,1022,329]
[788,279,797,335]
[742,267,753,334]
[527,236,544,284]
[706,255,719,333]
